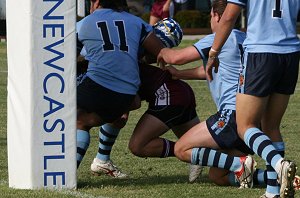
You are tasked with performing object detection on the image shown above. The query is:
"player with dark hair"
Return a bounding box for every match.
[206,0,299,197]
[76,0,164,170]
[88,18,203,181]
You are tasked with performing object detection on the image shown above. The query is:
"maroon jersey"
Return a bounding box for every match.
[138,64,196,107]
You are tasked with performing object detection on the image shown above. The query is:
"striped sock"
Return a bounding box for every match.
[191,148,242,172]
[265,141,285,197]
[244,128,283,173]
[76,129,90,168]
[253,168,267,187]
[96,124,120,162]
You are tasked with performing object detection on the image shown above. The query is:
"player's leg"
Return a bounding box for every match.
[235,93,289,192]
[149,1,161,25]
[174,116,256,188]
[174,121,219,162]
[76,108,104,168]
[95,114,128,162]
[261,93,288,197]
[236,52,298,197]
[129,104,197,158]
[128,113,170,157]
[91,114,129,178]
[91,95,138,177]
[76,76,135,169]
[208,148,247,186]
[172,116,202,183]
[253,169,300,192]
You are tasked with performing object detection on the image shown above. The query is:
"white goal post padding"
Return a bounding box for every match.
[7,0,77,189]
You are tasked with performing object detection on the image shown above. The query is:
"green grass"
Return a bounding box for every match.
[0,41,300,198]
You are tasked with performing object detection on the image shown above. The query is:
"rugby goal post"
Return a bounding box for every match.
[7,0,77,189]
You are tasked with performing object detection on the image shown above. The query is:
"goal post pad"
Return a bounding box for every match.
[7,0,77,189]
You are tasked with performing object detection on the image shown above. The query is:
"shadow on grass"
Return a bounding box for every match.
[77,174,212,189]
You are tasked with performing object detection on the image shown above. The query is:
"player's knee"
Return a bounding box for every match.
[237,125,247,139]
[174,142,184,161]
[128,138,143,157]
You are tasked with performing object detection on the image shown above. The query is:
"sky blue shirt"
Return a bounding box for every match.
[77,9,153,94]
[228,0,300,53]
[194,30,246,111]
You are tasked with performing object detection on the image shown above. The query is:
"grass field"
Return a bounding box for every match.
[0,41,300,198]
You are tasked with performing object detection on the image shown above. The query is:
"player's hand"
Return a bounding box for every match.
[166,66,179,80]
[206,50,220,81]
[157,49,167,70]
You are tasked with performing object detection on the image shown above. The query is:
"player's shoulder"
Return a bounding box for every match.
[195,33,215,46]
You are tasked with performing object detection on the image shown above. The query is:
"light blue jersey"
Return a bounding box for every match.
[194,30,246,111]
[228,0,300,53]
[78,9,153,94]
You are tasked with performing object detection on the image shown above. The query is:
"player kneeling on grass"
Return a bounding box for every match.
[76,17,203,180]
[158,0,300,194]
[93,18,204,181]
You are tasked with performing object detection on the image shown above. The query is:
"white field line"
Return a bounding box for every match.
[56,189,109,198]
[0,179,108,198]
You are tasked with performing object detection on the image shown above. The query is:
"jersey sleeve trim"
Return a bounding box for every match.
[227,1,246,7]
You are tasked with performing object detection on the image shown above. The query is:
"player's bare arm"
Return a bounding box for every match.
[206,3,241,81]
[157,46,200,66]
[166,65,206,80]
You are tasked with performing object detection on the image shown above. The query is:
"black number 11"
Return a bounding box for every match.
[97,20,129,52]
[273,0,282,18]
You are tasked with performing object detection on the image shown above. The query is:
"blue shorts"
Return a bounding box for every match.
[77,77,135,123]
[206,109,254,155]
[238,52,300,97]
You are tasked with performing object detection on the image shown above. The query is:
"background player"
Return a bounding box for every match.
[149,0,173,25]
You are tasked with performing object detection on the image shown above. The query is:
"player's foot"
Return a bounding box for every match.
[235,156,256,188]
[278,160,297,198]
[294,175,300,191]
[260,194,279,198]
[91,158,128,178]
[189,164,204,183]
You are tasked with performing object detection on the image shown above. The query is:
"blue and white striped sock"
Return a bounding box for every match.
[77,129,90,168]
[96,124,120,162]
[244,128,283,173]
[265,141,285,197]
[191,148,241,172]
